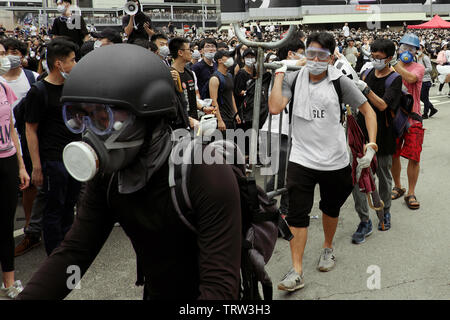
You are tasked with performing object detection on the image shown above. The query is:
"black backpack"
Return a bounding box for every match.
[362,68,419,137]
[240,71,272,128]
[169,131,281,300]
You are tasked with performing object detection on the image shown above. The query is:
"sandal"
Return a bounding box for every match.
[405,195,420,210]
[391,187,406,200]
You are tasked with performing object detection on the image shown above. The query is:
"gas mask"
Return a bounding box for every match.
[62,103,146,182]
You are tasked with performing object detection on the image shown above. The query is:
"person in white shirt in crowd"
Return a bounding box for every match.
[343,22,350,38]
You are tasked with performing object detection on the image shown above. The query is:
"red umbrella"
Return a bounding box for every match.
[346,106,386,230]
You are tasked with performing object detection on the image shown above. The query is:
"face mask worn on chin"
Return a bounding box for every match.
[6,55,21,69]
[60,66,69,79]
[306,60,329,76]
[0,56,11,75]
[224,57,234,68]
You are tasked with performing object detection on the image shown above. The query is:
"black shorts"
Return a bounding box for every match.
[286,162,353,228]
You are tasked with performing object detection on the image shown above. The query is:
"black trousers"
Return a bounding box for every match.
[0,155,19,272]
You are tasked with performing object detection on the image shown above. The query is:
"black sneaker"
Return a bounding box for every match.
[422,114,429,119]
[429,108,438,118]
[352,220,373,244]
[378,212,391,231]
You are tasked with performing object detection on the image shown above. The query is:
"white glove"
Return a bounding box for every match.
[275,62,287,74]
[356,80,368,92]
[355,147,376,182]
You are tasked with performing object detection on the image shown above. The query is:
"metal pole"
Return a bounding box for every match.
[202,2,206,31]
[233,23,296,178]
[42,0,47,30]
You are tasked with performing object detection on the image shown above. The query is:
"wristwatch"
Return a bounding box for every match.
[362,86,371,96]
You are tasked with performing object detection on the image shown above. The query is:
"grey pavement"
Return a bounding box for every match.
[5,85,450,300]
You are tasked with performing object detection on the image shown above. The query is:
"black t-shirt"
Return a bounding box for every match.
[191,59,217,99]
[213,72,235,124]
[234,68,254,110]
[357,70,402,156]
[24,80,81,162]
[51,15,88,48]
[179,68,198,120]
[122,12,152,44]
[17,159,242,300]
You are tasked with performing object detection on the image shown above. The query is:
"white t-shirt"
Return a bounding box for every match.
[30,25,37,36]
[0,69,39,110]
[343,25,350,37]
[281,67,367,171]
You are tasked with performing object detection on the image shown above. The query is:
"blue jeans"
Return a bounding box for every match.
[42,161,81,256]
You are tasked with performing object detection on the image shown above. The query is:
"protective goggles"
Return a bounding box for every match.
[62,103,133,136]
[399,44,417,54]
[370,56,388,64]
[305,48,331,61]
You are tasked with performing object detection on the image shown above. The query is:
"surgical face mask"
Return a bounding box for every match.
[306,60,329,76]
[295,52,305,60]
[159,45,170,58]
[192,50,201,60]
[224,57,234,68]
[7,55,21,69]
[59,65,69,79]
[244,58,255,67]
[94,40,102,49]
[62,103,146,182]
[204,51,215,60]
[371,58,388,70]
[57,4,67,14]
[0,56,11,76]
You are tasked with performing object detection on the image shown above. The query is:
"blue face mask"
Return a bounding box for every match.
[399,51,414,64]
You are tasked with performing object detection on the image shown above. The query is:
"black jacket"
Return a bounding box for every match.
[18,160,242,300]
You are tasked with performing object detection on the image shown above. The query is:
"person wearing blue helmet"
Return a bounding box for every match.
[390,33,425,211]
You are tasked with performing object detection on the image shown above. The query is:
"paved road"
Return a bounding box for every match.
[8,87,450,300]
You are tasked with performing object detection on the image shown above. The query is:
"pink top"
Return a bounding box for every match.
[402,62,425,119]
[0,81,18,158]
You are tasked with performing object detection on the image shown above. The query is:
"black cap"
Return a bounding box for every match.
[242,48,256,58]
[91,28,122,44]
[214,50,231,61]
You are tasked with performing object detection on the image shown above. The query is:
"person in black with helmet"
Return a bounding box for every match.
[16,44,242,300]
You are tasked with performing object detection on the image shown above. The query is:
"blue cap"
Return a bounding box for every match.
[399,33,420,49]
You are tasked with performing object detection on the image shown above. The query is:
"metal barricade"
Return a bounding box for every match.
[232,23,298,200]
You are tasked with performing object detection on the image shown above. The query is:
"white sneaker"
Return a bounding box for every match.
[437,90,443,96]
[0,280,24,299]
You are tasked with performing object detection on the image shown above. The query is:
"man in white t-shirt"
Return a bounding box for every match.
[30,25,37,37]
[269,32,377,292]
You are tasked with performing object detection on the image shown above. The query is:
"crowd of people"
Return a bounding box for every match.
[0,0,449,300]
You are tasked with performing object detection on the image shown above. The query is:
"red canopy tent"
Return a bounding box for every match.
[408,15,450,29]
